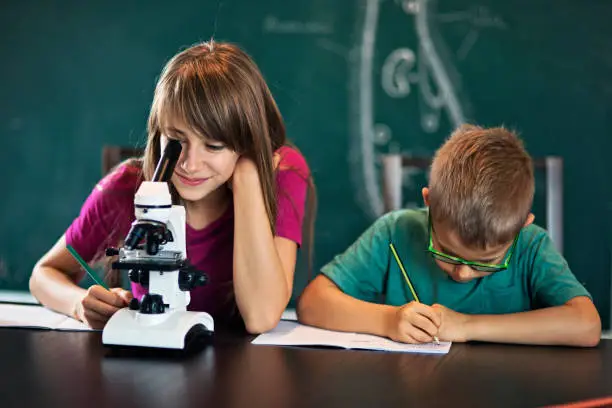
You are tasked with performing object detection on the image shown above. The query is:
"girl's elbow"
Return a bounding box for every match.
[243,313,281,334]
[29,267,42,298]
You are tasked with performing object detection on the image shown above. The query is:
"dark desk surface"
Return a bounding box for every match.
[1,328,610,408]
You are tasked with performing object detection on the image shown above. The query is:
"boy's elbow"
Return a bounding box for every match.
[577,316,601,348]
[296,279,320,325]
[573,301,602,348]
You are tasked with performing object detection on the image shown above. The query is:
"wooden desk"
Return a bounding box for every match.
[0,328,610,408]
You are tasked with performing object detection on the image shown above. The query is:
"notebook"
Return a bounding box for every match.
[0,303,95,331]
[253,320,451,354]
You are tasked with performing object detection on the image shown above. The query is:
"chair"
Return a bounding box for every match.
[381,154,564,253]
[101,145,144,175]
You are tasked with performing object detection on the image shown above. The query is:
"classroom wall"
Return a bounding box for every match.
[1,0,611,327]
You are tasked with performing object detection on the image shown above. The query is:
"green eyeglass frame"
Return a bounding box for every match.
[427,213,520,273]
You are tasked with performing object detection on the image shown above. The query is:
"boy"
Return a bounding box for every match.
[298,125,601,347]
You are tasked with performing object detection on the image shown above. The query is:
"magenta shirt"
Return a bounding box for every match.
[66,146,309,323]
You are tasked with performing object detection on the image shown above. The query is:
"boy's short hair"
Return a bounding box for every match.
[428,124,534,249]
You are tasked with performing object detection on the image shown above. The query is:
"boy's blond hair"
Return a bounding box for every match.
[428,124,534,249]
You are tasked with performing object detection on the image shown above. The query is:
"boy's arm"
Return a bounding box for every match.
[298,275,396,337]
[298,211,442,343]
[436,296,600,347]
[435,229,602,347]
[299,275,441,343]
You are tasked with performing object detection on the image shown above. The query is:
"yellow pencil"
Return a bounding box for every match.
[389,242,440,344]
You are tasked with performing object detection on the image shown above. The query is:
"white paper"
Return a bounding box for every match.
[0,304,95,331]
[253,321,451,354]
[280,308,297,321]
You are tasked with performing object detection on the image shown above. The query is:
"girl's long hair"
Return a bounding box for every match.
[103,41,316,290]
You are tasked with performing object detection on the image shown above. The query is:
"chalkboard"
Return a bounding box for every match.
[1,0,611,327]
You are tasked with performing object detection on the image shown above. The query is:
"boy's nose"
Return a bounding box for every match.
[454,265,473,281]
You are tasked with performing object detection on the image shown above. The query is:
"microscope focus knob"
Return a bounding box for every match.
[139,294,165,314]
[178,268,208,291]
[128,269,149,287]
[105,248,120,257]
[128,298,140,311]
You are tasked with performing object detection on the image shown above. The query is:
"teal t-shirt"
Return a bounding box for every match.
[321,209,591,314]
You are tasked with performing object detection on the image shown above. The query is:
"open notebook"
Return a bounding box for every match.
[253,320,451,354]
[0,304,95,331]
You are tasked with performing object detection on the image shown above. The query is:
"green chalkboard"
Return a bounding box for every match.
[1,0,611,327]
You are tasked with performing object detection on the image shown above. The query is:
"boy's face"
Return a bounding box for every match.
[422,187,534,283]
[429,222,514,282]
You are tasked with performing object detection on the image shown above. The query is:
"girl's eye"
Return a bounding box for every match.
[206,144,225,151]
[165,134,184,143]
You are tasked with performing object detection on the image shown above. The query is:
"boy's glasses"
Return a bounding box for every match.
[427,213,519,273]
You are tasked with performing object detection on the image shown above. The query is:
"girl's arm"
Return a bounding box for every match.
[30,235,132,329]
[232,158,298,334]
[30,234,89,318]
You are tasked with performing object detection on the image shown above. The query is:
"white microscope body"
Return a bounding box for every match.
[102,141,214,349]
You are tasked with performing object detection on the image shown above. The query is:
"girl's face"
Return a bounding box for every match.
[160,118,239,204]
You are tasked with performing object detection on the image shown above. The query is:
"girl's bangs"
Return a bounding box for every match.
[153,73,236,148]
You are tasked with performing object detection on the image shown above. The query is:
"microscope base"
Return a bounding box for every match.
[102,308,215,349]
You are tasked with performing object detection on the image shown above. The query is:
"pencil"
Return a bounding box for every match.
[66,244,110,291]
[389,242,440,344]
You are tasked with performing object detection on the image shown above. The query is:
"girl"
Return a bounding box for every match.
[29,41,314,333]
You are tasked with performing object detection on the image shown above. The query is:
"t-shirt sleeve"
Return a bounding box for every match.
[274,147,310,246]
[527,229,592,307]
[320,214,393,302]
[65,165,139,263]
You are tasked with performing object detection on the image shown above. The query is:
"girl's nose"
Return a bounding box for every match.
[179,144,200,173]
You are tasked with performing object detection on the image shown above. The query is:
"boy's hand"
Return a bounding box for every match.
[432,303,469,342]
[387,301,442,344]
[73,286,132,330]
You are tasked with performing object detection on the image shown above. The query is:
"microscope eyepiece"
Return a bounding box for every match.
[152,139,182,182]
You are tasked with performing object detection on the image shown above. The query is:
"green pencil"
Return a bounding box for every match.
[389,242,440,344]
[66,244,110,290]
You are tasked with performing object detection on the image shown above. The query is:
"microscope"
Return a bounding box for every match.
[102,140,214,349]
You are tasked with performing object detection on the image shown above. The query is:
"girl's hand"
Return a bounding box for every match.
[230,154,280,189]
[73,286,132,329]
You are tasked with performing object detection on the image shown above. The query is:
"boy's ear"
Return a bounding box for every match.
[422,187,430,206]
[524,213,535,227]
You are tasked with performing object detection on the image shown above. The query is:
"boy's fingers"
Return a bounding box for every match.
[411,314,439,337]
[411,303,442,327]
[406,328,433,344]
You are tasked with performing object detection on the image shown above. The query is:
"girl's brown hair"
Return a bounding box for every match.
[144,41,285,229]
[103,41,316,287]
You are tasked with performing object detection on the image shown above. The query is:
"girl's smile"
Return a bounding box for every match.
[175,172,210,187]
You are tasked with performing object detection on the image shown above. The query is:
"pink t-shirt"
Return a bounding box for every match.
[66,146,309,324]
